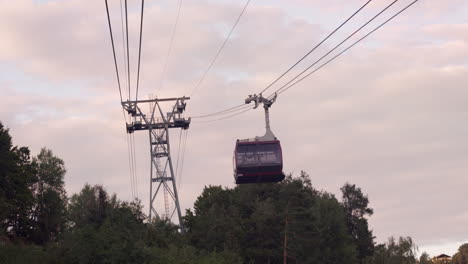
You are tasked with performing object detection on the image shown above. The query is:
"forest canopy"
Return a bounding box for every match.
[0,121,461,264]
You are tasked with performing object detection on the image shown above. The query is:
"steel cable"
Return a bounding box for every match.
[105,0,123,102]
[125,0,131,100]
[159,0,184,93]
[273,0,419,96]
[258,0,373,95]
[270,0,400,96]
[135,0,145,100]
[189,0,251,97]
[190,0,372,119]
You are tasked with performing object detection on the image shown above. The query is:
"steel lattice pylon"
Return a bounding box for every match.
[122,97,190,230]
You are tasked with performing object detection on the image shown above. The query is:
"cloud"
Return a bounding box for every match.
[1,0,467,253]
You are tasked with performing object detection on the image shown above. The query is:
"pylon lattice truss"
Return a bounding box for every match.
[122,97,190,231]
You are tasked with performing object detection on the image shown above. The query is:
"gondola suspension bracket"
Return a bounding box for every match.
[245,93,278,141]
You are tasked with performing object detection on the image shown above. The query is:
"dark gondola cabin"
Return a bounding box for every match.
[234,139,285,184]
[233,93,285,184]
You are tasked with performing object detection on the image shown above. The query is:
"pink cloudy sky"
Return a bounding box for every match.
[1,0,467,257]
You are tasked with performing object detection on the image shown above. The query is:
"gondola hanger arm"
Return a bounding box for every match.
[245,93,277,109]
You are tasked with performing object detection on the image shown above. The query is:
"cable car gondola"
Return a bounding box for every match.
[233,94,285,184]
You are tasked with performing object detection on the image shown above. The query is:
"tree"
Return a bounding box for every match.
[366,236,418,264]
[453,243,468,264]
[341,183,375,263]
[63,184,148,264]
[185,173,356,263]
[0,122,36,240]
[68,184,109,228]
[31,148,67,244]
[419,252,433,264]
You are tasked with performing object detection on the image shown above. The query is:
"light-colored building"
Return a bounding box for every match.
[432,254,452,264]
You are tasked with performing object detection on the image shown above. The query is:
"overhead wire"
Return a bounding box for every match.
[270,0,400,96]
[190,0,372,120]
[106,0,419,200]
[126,134,136,199]
[121,107,136,200]
[174,129,183,185]
[191,103,249,119]
[197,106,253,123]
[193,0,419,123]
[159,0,183,92]
[107,0,137,198]
[135,0,145,100]
[177,130,189,189]
[124,0,137,198]
[155,0,185,195]
[104,0,123,102]
[189,0,251,97]
[125,0,131,100]
[258,0,373,95]
[273,0,419,96]
[111,0,138,198]
[131,133,139,198]
[119,0,130,101]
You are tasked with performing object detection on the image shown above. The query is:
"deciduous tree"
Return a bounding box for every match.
[419,252,433,264]
[453,243,468,264]
[366,236,417,264]
[31,148,67,244]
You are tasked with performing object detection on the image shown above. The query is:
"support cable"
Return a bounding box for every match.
[189,0,251,97]
[192,0,419,123]
[105,0,123,102]
[190,0,371,119]
[121,108,136,199]
[258,0,373,95]
[126,133,135,199]
[131,133,139,198]
[105,1,136,198]
[197,107,252,123]
[129,133,137,199]
[160,0,183,92]
[174,129,183,183]
[120,0,130,101]
[177,130,189,189]
[117,0,136,199]
[273,0,419,96]
[135,0,145,100]
[191,103,249,119]
[270,0,400,96]
[125,0,131,100]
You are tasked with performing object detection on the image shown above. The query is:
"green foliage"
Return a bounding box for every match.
[185,172,357,263]
[0,243,53,264]
[144,245,243,264]
[341,183,375,263]
[31,148,68,244]
[0,122,37,240]
[365,236,418,264]
[419,252,433,264]
[0,124,68,244]
[68,184,110,228]
[58,183,244,264]
[2,121,433,263]
[453,243,468,264]
[62,184,147,263]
